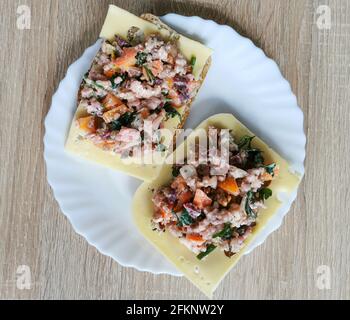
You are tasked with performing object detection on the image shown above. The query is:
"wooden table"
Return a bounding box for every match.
[1,0,349,300]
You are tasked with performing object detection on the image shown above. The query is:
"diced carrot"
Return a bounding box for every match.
[177,190,193,204]
[94,140,117,150]
[102,104,128,123]
[76,116,97,134]
[102,93,123,110]
[102,108,121,123]
[166,78,174,89]
[150,60,163,77]
[186,234,205,243]
[103,67,116,78]
[140,108,150,119]
[262,165,280,181]
[193,189,212,209]
[167,54,175,65]
[160,209,167,218]
[112,47,137,71]
[218,177,239,195]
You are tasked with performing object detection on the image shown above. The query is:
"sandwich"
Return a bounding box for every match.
[65,5,212,181]
[132,113,301,297]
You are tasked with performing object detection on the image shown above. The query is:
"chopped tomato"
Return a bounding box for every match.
[112,47,137,71]
[218,177,239,195]
[76,116,97,134]
[171,175,187,192]
[178,190,193,204]
[193,189,212,209]
[102,93,123,110]
[186,234,205,243]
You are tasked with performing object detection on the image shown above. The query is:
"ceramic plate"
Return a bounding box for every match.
[44,14,305,276]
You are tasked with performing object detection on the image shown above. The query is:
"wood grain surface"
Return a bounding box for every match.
[0,0,349,300]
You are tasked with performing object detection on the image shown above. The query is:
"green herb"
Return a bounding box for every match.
[177,209,194,227]
[245,191,257,219]
[238,135,265,166]
[213,223,233,240]
[190,56,196,68]
[111,74,126,89]
[94,82,105,90]
[163,102,182,120]
[238,135,255,150]
[135,51,148,66]
[143,66,155,83]
[171,209,179,223]
[109,111,136,131]
[259,188,272,200]
[197,244,217,260]
[264,163,277,176]
[172,166,180,177]
[156,144,167,152]
[248,149,265,166]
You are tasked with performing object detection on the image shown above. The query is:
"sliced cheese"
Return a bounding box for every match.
[65,5,212,182]
[132,113,302,297]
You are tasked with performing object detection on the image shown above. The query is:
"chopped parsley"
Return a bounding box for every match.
[109,111,136,131]
[143,65,155,83]
[238,135,255,150]
[111,73,126,89]
[172,166,180,177]
[197,244,217,260]
[135,51,148,66]
[259,188,272,200]
[245,191,257,219]
[238,135,264,166]
[177,209,194,227]
[248,149,265,166]
[264,163,277,176]
[163,102,182,120]
[213,223,233,240]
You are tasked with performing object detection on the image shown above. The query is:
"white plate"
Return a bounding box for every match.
[44,14,305,276]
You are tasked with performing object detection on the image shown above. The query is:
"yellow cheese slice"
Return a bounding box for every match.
[132,113,302,297]
[65,5,213,182]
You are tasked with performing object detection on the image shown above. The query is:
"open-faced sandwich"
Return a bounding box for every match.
[132,114,301,297]
[65,5,212,181]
